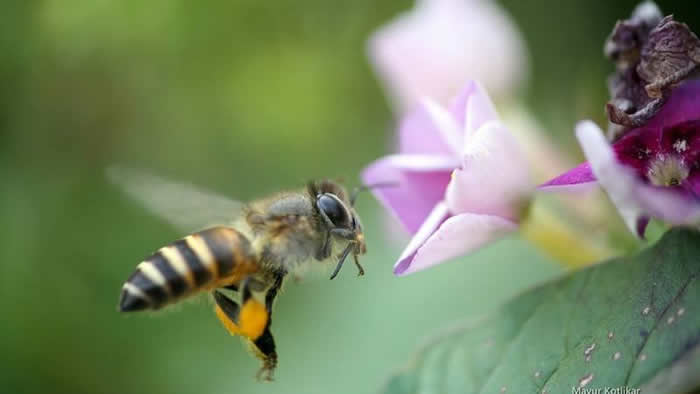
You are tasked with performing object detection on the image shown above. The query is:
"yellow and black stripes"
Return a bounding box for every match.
[174,238,211,286]
[119,227,259,312]
[151,250,188,297]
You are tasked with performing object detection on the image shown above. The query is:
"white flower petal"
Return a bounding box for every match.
[394,209,518,276]
[445,121,533,221]
[576,121,645,234]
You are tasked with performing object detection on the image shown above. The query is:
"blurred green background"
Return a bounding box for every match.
[1,1,699,393]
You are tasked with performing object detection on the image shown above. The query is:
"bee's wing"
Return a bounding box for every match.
[107,166,243,233]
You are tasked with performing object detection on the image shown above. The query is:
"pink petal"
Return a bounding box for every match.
[576,121,700,237]
[447,80,476,128]
[447,81,500,142]
[538,162,598,193]
[361,154,456,233]
[417,98,463,155]
[445,121,533,221]
[683,172,700,197]
[394,201,450,274]
[612,127,661,173]
[398,100,459,156]
[464,82,500,141]
[660,119,700,165]
[636,216,651,239]
[394,203,517,276]
[635,185,700,227]
[366,0,528,113]
[644,80,700,131]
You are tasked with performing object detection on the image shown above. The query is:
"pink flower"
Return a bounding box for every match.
[542,80,700,237]
[362,81,532,275]
[368,0,528,113]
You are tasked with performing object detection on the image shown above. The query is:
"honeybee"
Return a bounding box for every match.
[109,167,369,380]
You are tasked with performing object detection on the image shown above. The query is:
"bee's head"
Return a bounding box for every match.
[308,179,395,279]
[308,180,366,255]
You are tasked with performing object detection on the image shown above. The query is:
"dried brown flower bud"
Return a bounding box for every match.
[604,1,700,140]
[638,16,700,98]
[605,1,662,70]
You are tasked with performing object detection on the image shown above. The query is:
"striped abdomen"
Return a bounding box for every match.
[119,226,258,312]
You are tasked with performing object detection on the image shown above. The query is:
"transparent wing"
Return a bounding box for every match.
[107,166,243,233]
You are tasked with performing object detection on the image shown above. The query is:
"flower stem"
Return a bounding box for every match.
[520,199,618,268]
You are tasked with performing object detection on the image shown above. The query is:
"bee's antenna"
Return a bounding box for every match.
[330,243,354,280]
[350,182,399,206]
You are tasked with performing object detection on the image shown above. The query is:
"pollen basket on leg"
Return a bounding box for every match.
[213,289,268,341]
[238,298,269,341]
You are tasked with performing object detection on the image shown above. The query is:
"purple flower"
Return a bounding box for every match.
[542,80,700,237]
[362,81,532,275]
[368,0,528,113]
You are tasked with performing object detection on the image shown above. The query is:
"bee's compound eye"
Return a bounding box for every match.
[318,194,349,227]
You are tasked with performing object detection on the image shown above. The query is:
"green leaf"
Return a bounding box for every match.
[382,228,700,394]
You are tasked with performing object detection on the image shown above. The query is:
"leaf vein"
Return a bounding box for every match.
[538,268,595,392]
[623,273,696,385]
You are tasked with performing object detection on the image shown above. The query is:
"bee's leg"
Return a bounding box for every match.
[316,231,332,260]
[213,290,241,333]
[263,273,285,313]
[253,325,277,381]
[329,243,354,280]
[212,280,268,342]
[352,253,365,277]
[213,282,276,380]
[250,273,285,381]
[317,228,356,261]
[328,229,365,278]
